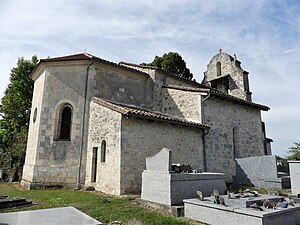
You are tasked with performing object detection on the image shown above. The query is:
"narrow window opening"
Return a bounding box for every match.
[262,122,268,155]
[233,127,237,158]
[101,140,106,163]
[58,105,72,140]
[91,147,98,182]
[216,61,221,76]
[33,107,37,123]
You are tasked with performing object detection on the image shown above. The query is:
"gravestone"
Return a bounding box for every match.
[289,161,300,195]
[234,156,287,189]
[0,207,102,225]
[0,197,32,209]
[145,148,171,172]
[141,148,227,206]
[184,193,300,225]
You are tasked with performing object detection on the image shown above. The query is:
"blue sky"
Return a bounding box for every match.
[0,0,299,156]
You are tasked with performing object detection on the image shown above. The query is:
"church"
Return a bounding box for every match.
[21,50,272,195]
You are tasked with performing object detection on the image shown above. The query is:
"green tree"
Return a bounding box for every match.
[0,56,38,175]
[286,142,300,160]
[146,52,193,80]
[0,56,38,132]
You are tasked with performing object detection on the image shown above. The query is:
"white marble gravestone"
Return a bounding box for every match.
[0,207,102,225]
[289,160,300,194]
[141,148,227,206]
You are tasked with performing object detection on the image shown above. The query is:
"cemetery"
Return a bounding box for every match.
[184,192,300,225]
[140,149,300,225]
[1,149,300,225]
[0,52,298,225]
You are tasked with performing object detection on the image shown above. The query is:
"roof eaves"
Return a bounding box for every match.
[210,89,270,111]
[162,85,210,93]
[266,138,273,142]
[92,97,209,129]
[126,112,209,129]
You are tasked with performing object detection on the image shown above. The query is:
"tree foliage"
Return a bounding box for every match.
[0,56,38,132]
[286,142,300,160]
[146,52,193,80]
[0,56,38,170]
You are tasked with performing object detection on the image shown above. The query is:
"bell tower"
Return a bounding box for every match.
[202,50,252,101]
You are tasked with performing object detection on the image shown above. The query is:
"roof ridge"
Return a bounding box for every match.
[119,61,159,70]
[40,52,93,61]
[119,61,199,83]
[83,53,94,58]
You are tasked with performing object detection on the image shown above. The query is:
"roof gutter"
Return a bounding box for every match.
[202,90,211,102]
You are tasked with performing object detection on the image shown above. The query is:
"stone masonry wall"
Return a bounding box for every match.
[22,71,46,183]
[22,63,89,188]
[161,87,202,121]
[85,102,122,195]
[146,70,202,112]
[92,65,150,107]
[120,117,204,194]
[203,96,265,181]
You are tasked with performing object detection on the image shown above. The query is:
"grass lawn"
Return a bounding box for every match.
[0,182,194,225]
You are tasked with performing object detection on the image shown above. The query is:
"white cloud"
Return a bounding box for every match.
[0,0,299,156]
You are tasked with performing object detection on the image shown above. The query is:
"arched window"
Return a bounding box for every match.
[58,105,72,140]
[101,140,106,163]
[216,61,221,76]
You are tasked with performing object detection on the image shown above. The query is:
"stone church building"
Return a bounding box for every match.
[21,51,272,195]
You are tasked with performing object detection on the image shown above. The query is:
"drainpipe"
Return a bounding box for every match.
[201,129,209,172]
[202,91,211,102]
[201,91,211,171]
[76,60,94,189]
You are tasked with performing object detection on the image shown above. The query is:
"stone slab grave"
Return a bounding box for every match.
[0,207,102,225]
[141,148,227,207]
[234,155,290,189]
[0,195,32,209]
[288,160,300,203]
[184,190,300,225]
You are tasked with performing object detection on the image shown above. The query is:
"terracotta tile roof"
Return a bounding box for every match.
[92,97,210,129]
[40,53,93,62]
[119,61,199,84]
[162,85,210,93]
[210,88,270,111]
[119,61,160,70]
[36,54,269,111]
[36,53,149,77]
[163,85,270,111]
